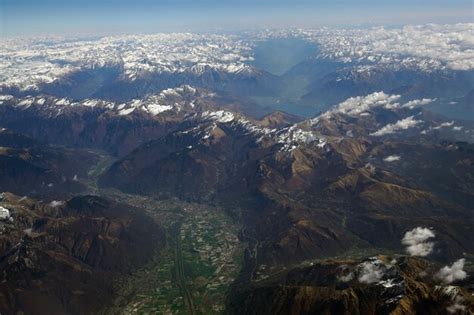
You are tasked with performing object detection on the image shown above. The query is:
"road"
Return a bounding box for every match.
[172,222,196,315]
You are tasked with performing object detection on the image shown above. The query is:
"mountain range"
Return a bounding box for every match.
[0,24,473,314]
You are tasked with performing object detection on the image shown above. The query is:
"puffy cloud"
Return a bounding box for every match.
[337,265,354,282]
[446,296,466,314]
[357,258,388,284]
[371,116,423,136]
[435,259,468,284]
[439,286,468,314]
[401,227,435,257]
[402,98,435,109]
[49,200,64,208]
[383,155,401,162]
[338,272,354,282]
[324,92,401,117]
[0,206,10,220]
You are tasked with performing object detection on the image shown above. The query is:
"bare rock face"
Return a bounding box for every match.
[0,193,165,315]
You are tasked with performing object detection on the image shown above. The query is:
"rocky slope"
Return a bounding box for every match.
[227,256,474,315]
[0,87,267,157]
[99,92,474,267]
[0,193,165,315]
[0,128,99,198]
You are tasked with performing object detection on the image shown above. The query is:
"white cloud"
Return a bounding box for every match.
[49,200,64,208]
[446,296,466,314]
[433,121,455,130]
[371,116,423,136]
[435,259,468,284]
[383,155,401,162]
[323,92,401,117]
[337,265,354,282]
[402,98,435,109]
[0,206,10,220]
[338,272,354,282]
[439,286,468,314]
[357,259,387,284]
[401,227,435,257]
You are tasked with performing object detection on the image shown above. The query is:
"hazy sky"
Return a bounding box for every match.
[1,0,472,36]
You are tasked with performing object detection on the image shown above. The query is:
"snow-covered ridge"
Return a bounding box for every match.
[0,33,253,91]
[0,85,208,117]
[2,24,472,92]
[0,85,285,145]
[200,110,327,152]
[196,109,326,152]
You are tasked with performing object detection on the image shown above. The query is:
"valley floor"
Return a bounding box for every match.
[80,154,244,314]
[102,196,243,315]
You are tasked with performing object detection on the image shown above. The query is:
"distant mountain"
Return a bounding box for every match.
[35,65,285,103]
[2,27,473,119]
[296,65,474,112]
